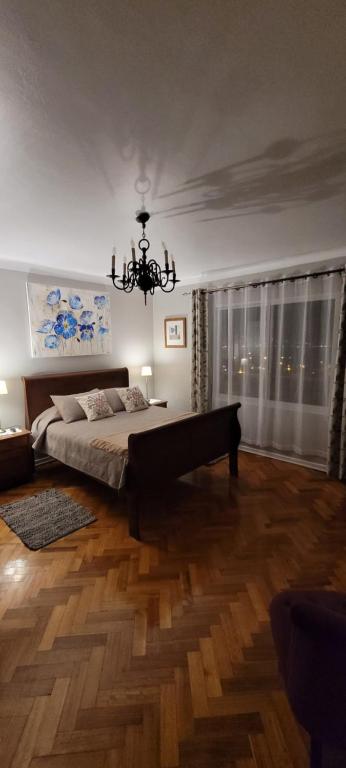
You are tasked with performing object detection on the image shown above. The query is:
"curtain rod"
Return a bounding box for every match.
[182,266,346,295]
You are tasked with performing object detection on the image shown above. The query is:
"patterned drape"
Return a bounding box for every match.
[327,274,346,480]
[191,289,209,413]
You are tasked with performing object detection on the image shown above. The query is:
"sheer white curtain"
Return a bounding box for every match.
[212,274,341,466]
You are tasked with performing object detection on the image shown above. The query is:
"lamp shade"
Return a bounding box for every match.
[141,366,152,377]
[0,380,7,395]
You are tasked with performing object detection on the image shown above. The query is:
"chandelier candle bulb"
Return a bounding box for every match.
[162,242,169,269]
[171,257,176,273]
[112,250,116,272]
[131,239,136,261]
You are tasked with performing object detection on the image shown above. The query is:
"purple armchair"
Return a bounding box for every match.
[270,590,346,768]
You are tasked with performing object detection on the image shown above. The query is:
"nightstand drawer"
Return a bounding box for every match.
[0,430,33,490]
[0,441,28,459]
[0,456,32,490]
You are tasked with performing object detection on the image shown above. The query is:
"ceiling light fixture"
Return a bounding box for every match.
[107,211,179,305]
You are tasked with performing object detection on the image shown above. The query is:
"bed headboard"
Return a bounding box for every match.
[22,367,129,428]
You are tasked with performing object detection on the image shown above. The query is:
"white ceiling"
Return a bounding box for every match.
[0,0,346,282]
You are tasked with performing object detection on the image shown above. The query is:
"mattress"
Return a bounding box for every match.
[32,405,192,490]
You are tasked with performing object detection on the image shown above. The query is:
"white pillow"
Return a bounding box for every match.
[116,386,149,413]
[75,390,114,422]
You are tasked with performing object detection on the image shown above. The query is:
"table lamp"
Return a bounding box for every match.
[141,366,152,400]
[0,380,8,433]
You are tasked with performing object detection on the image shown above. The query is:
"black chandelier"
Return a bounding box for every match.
[107,210,179,305]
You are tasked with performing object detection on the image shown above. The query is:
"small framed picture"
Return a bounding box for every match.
[164,317,187,348]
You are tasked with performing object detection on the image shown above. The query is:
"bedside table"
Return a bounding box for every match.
[148,398,168,408]
[0,430,34,490]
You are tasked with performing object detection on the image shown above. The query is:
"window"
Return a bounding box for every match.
[217,298,335,407]
[212,276,339,464]
[269,300,335,406]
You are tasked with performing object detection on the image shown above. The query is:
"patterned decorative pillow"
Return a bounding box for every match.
[116,386,149,413]
[75,390,114,422]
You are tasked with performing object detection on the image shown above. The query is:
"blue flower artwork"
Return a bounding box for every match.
[54,311,78,339]
[47,289,61,306]
[69,295,83,310]
[44,334,60,349]
[94,295,107,308]
[36,319,54,334]
[28,283,112,358]
[79,324,94,341]
[80,310,93,322]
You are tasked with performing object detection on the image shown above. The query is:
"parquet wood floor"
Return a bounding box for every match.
[0,453,345,767]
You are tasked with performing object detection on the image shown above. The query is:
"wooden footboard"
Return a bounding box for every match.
[126,403,241,539]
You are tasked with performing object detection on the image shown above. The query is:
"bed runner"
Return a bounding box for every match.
[90,411,194,456]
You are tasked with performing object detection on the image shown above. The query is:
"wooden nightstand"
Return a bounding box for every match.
[148,398,168,408]
[0,430,34,490]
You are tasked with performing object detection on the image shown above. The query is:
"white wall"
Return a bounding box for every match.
[152,287,192,411]
[0,268,153,427]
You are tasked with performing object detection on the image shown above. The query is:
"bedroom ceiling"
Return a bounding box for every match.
[0,0,346,282]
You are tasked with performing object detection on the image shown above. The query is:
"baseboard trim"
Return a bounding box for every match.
[239,445,326,473]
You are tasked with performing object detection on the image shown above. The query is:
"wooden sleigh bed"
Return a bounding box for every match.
[22,367,241,539]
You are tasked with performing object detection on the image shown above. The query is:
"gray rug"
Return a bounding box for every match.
[0,489,96,550]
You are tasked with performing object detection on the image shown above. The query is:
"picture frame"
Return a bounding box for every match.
[164,316,187,348]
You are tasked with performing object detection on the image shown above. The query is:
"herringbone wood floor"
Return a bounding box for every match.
[0,453,345,768]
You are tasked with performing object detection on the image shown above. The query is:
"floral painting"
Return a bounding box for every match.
[27,283,112,357]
